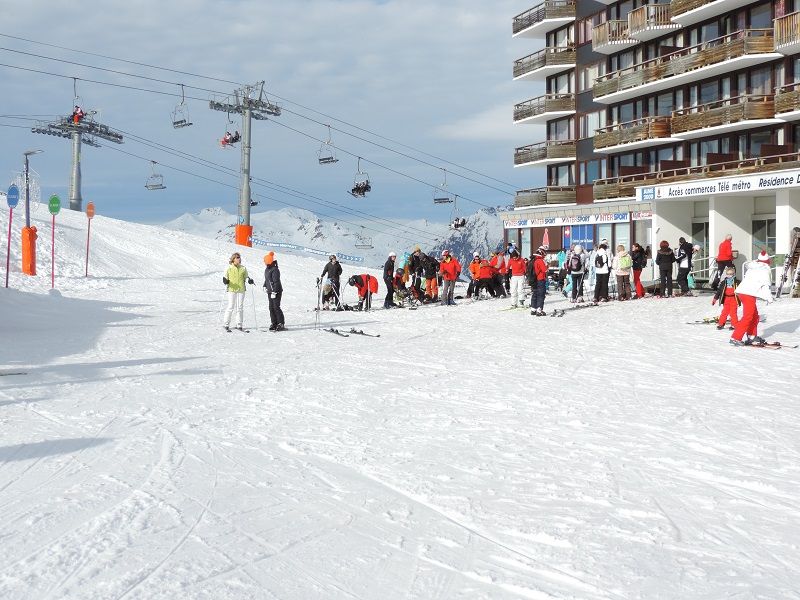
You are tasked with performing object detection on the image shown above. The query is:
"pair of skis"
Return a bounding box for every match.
[325,328,380,338]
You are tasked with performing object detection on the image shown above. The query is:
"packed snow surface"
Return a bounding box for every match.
[1,206,799,599]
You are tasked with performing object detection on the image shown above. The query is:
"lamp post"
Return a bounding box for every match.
[21,149,43,276]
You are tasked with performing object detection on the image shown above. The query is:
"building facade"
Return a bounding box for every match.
[505,0,800,271]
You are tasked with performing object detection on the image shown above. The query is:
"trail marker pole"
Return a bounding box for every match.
[5,184,19,288]
[48,195,61,289]
[85,202,95,277]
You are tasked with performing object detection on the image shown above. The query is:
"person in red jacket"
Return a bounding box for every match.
[439,250,462,305]
[507,250,527,308]
[527,247,549,315]
[348,274,378,311]
[712,234,734,290]
[477,259,496,297]
[712,266,739,330]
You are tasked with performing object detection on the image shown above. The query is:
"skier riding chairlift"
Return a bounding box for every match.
[221,130,241,148]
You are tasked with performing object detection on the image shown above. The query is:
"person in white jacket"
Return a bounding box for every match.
[592,244,611,303]
[730,260,772,346]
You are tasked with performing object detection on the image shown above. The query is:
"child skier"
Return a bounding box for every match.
[712,266,739,330]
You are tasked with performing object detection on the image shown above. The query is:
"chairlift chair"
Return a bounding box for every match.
[318,125,339,164]
[145,161,166,190]
[172,86,193,128]
[449,196,466,230]
[433,169,453,204]
[349,157,371,198]
[354,227,373,249]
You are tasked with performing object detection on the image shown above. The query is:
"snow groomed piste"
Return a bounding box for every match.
[1,206,800,599]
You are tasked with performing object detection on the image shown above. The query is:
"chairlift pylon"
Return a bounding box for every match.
[318,124,339,165]
[433,169,453,204]
[145,161,166,190]
[349,157,371,198]
[172,84,193,128]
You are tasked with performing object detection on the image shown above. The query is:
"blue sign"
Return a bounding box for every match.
[250,236,365,263]
[6,185,19,209]
[641,187,655,201]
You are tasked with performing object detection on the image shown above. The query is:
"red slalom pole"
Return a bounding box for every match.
[51,213,55,289]
[4,207,12,288]
[85,218,91,277]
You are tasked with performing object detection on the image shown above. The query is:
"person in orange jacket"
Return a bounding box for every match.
[439,250,462,305]
[712,266,739,330]
[527,246,549,315]
[477,259,496,297]
[488,252,507,298]
[467,252,481,298]
[348,274,378,311]
[507,250,527,308]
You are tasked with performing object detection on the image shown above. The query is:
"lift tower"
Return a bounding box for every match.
[209,81,280,247]
[32,112,124,211]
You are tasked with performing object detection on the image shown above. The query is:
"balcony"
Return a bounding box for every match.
[514,140,576,167]
[594,116,683,153]
[515,186,576,207]
[593,150,800,201]
[671,0,755,27]
[592,21,637,55]
[513,47,576,81]
[628,5,681,42]
[594,29,781,104]
[513,93,575,125]
[671,95,780,139]
[776,83,800,121]
[513,0,576,38]
[775,12,800,55]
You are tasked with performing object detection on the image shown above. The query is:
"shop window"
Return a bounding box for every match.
[692,222,709,258]
[633,220,652,257]
[752,219,776,259]
[569,224,594,251]
[614,222,630,252]
[597,224,613,248]
[521,228,532,258]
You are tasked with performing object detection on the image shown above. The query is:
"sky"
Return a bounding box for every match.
[0,0,546,229]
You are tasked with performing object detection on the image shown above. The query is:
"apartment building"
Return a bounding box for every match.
[504,0,800,269]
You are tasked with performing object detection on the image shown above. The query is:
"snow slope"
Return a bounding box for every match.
[1,205,800,599]
[165,205,507,269]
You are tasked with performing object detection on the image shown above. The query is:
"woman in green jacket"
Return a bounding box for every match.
[222,252,253,331]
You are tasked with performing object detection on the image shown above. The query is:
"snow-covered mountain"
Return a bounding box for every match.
[165,206,508,268]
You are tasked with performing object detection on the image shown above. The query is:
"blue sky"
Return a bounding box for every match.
[1,1,545,225]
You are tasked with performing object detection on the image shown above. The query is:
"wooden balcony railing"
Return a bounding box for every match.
[776,82,800,115]
[593,20,632,50]
[513,0,576,35]
[672,0,715,18]
[514,140,576,165]
[671,95,775,133]
[513,93,575,122]
[594,29,775,99]
[628,4,675,35]
[594,116,672,150]
[775,11,800,48]
[514,46,576,78]
[593,151,800,200]
[515,186,576,207]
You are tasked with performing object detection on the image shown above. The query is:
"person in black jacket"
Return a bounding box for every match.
[675,237,694,296]
[383,252,397,309]
[263,251,285,331]
[320,254,343,309]
[655,240,676,297]
[630,242,647,298]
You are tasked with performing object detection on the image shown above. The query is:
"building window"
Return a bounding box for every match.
[752,219,776,259]
[581,110,606,138]
[749,2,772,29]
[548,117,573,140]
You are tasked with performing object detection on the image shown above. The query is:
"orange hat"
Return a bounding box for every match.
[264,251,275,265]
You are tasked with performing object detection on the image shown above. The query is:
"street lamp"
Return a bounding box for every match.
[23,149,43,228]
[22,149,43,276]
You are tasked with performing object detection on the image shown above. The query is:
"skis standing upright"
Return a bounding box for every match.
[774,227,800,300]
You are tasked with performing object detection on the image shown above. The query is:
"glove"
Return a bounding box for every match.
[711,298,716,306]
[270,293,277,299]
[223,277,229,285]
[247,278,254,285]
[316,277,321,285]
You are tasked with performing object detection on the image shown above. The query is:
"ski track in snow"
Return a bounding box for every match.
[1,207,800,599]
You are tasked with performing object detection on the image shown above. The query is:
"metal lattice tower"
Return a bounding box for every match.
[209,81,280,245]
[32,113,124,211]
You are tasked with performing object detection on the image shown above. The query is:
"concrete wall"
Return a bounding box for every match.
[652,200,692,249]
[710,195,753,270]
[776,189,800,254]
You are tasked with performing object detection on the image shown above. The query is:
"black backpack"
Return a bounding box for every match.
[595,254,604,268]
